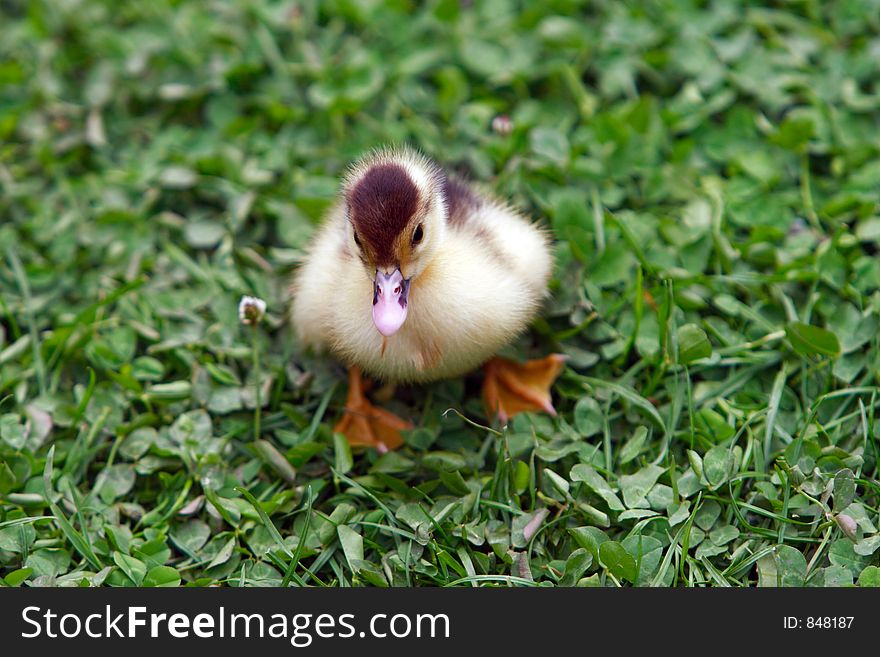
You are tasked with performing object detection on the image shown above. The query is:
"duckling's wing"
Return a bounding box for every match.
[443,174,553,295]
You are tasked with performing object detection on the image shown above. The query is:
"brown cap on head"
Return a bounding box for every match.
[346,163,419,268]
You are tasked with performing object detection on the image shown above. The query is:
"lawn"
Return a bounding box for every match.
[1,0,879,588]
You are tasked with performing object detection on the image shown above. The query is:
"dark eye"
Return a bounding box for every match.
[412,224,424,245]
[353,230,362,248]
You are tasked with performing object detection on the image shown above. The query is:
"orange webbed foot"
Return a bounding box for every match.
[482,354,567,424]
[333,367,412,453]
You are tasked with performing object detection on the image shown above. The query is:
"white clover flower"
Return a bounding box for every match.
[491,114,513,136]
[835,513,858,540]
[239,295,267,325]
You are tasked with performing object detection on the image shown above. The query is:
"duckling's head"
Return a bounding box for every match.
[342,148,448,337]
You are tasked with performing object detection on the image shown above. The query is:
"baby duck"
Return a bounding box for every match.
[291,147,565,451]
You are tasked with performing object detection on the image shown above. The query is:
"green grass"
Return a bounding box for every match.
[1,0,880,588]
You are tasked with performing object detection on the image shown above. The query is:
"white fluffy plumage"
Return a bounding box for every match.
[290,147,554,383]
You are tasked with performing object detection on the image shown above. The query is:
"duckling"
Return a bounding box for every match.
[291,147,565,451]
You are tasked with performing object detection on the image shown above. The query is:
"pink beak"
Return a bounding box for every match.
[372,269,410,337]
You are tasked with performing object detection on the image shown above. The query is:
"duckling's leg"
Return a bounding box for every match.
[334,367,412,452]
[482,354,567,424]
